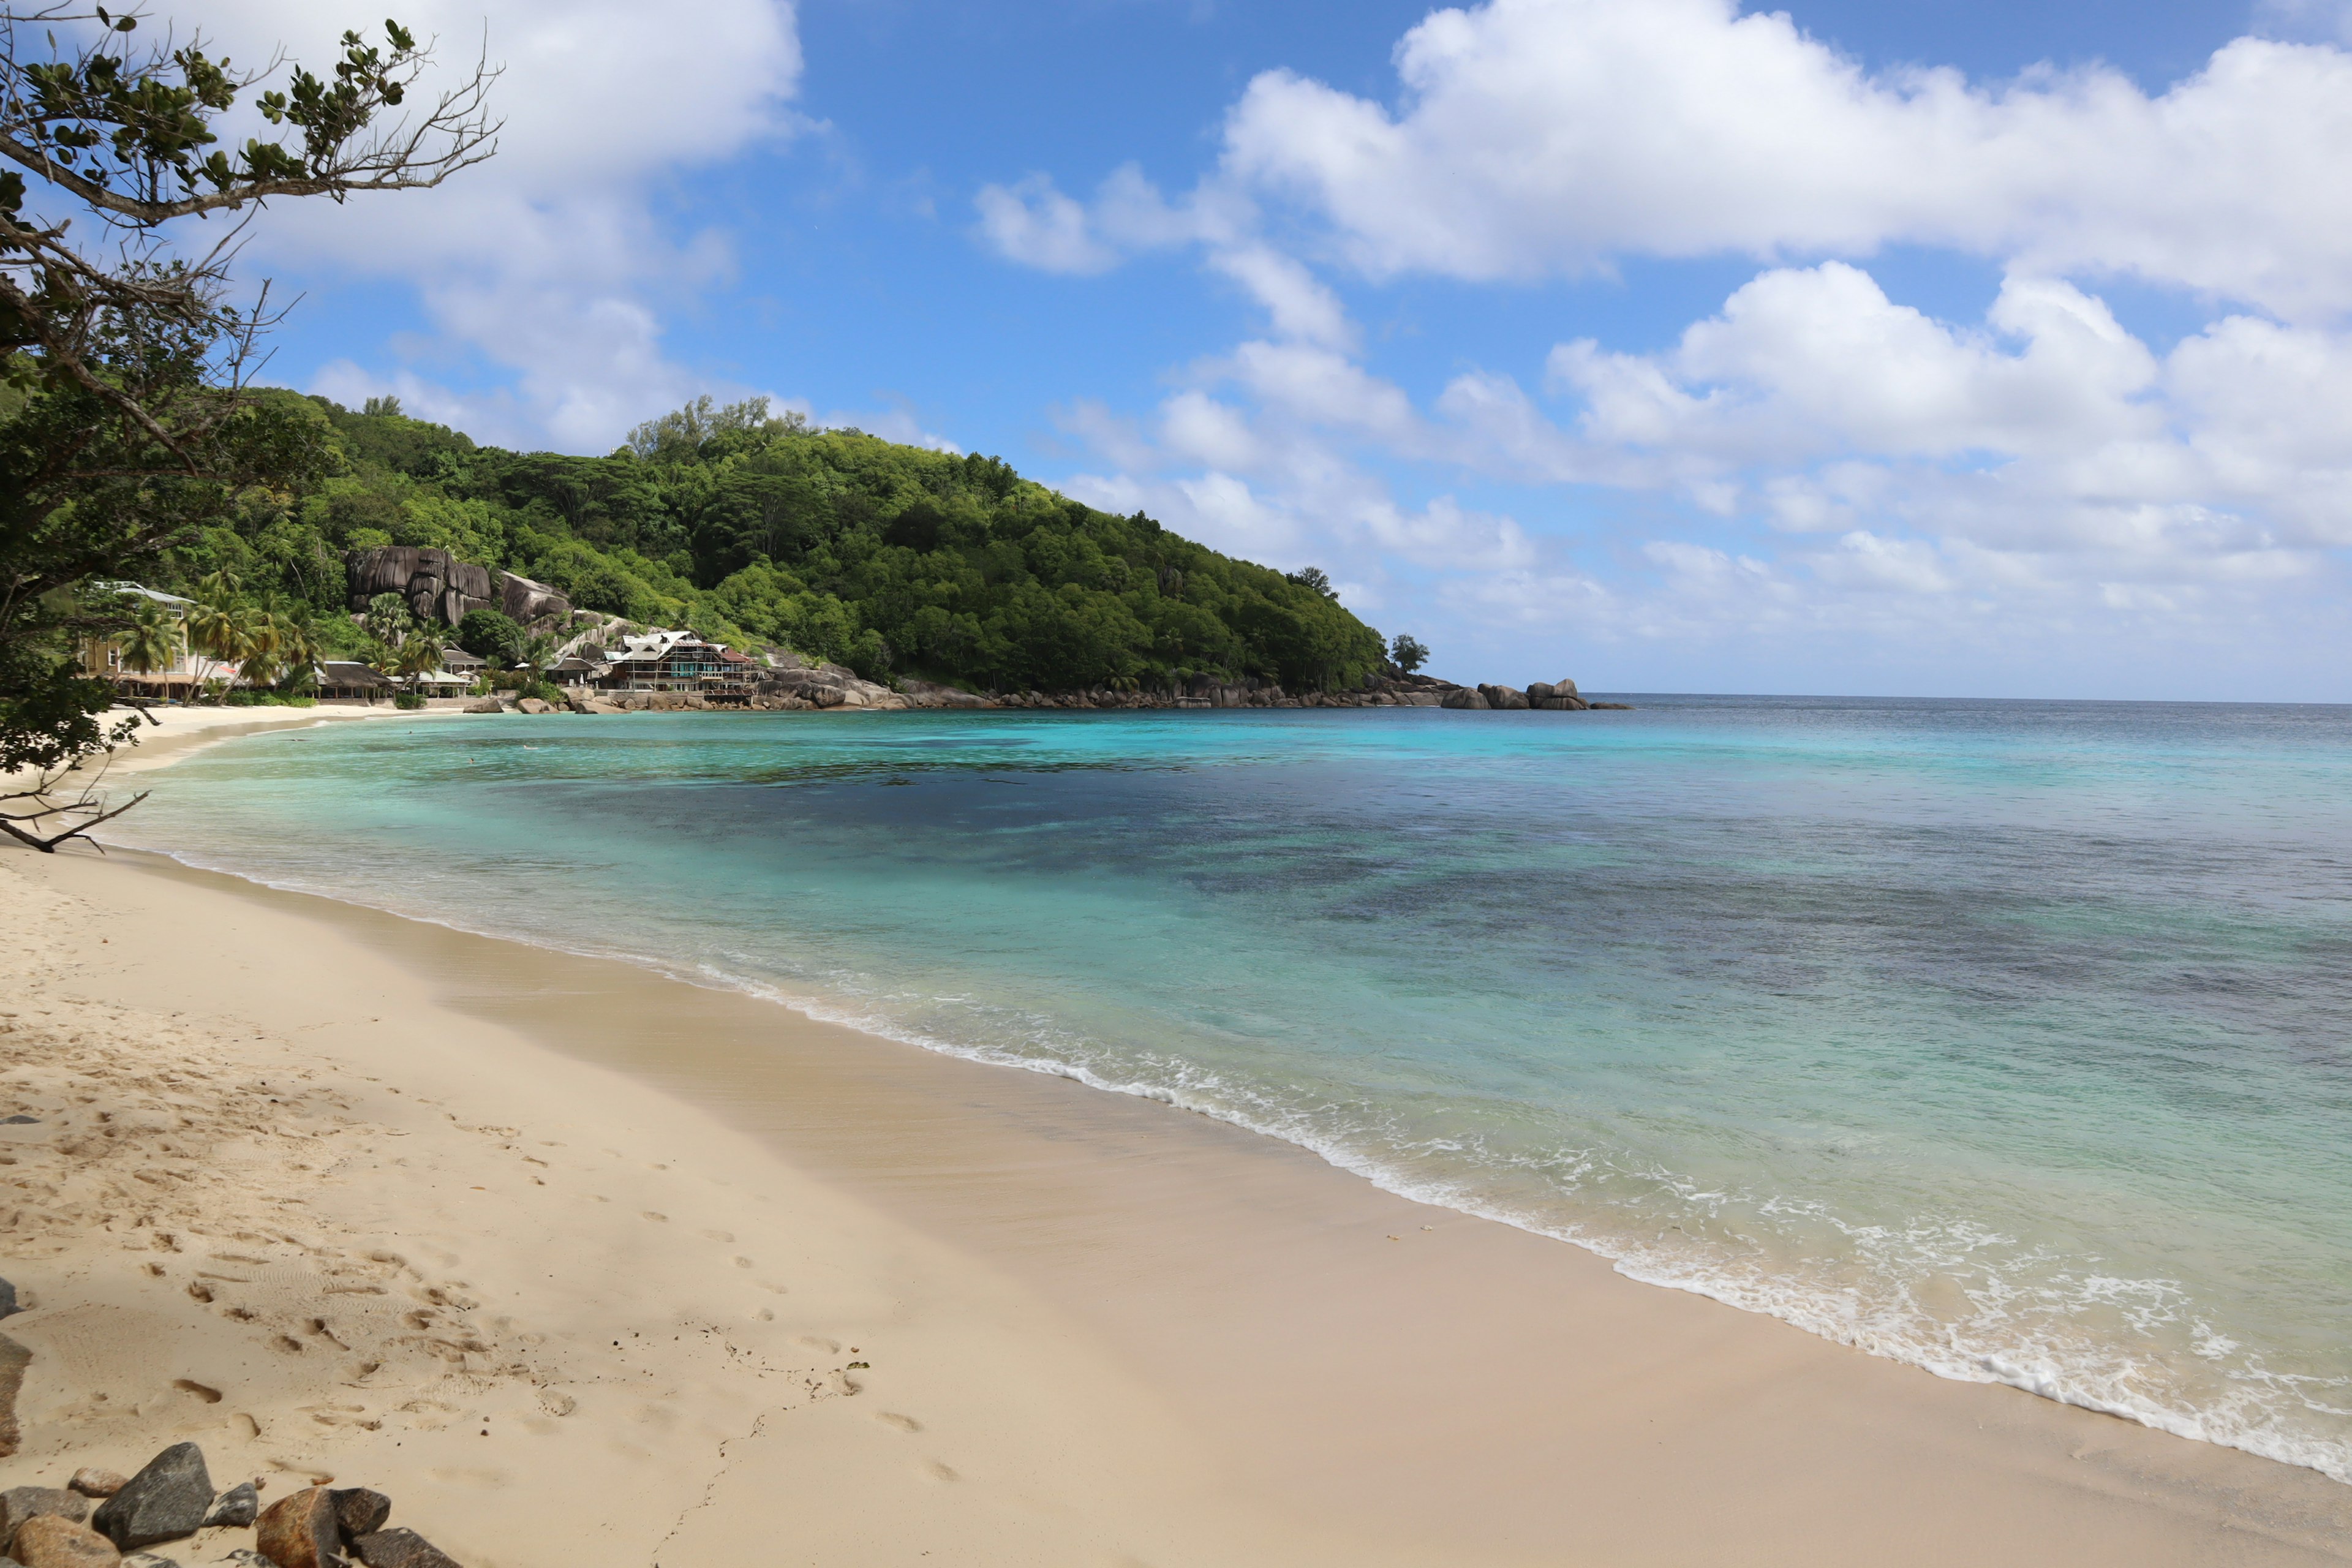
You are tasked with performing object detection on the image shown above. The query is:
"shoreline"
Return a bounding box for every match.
[10,835,2348,1562]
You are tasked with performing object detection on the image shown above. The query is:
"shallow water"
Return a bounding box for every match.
[111,696,2352,1479]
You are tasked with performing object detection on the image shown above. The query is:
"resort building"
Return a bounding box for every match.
[77,584,242,695]
[313,661,397,700]
[593,630,754,699]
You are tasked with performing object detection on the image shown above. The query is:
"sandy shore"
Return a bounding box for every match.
[4,835,2350,1564]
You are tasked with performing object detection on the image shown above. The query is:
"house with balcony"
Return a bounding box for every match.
[593,630,755,701]
[77,584,240,695]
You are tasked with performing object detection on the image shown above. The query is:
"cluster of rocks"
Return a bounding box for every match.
[1,1446,459,1568]
[979,673,1631,712]
[344,547,572,632]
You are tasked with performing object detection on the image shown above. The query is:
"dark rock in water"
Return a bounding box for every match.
[350,1529,461,1568]
[92,1445,211,1551]
[1589,701,1634,710]
[1480,684,1529,710]
[65,1475,124,1502]
[10,1514,119,1568]
[328,1491,390,1544]
[1,1488,89,1549]
[255,1489,339,1568]
[1535,695,1588,710]
[1439,688,1489,710]
[203,1484,258,1530]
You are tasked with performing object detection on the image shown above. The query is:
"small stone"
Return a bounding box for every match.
[202,1485,258,1530]
[254,1489,338,1568]
[1,1488,89,1548]
[91,1445,211,1551]
[327,1492,387,1544]
[0,1117,35,1126]
[349,1529,459,1568]
[9,1515,118,1568]
[62,1477,123,1502]
[121,1555,180,1568]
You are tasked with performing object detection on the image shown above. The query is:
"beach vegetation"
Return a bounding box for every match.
[1390,634,1431,674]
[0,2,498,850]
[149,395,1392,696]
[455,608,526,668]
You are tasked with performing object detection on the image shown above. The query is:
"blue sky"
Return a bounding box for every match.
[213,0,2352,699]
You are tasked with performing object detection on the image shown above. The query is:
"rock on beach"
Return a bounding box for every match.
[350,1528,462,1568]
[10,1513,120,1568]
[90,1445,210,1552]
[254,1488,342,1568]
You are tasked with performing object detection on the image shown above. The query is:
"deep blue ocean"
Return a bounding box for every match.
[112,696,2352,1479]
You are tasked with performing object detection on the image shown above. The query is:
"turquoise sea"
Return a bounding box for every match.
[112,697,2352,1479]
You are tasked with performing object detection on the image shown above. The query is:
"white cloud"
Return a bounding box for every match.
[187,0,805,449]
[974,175,1120,274]
[1219,0,2352,319]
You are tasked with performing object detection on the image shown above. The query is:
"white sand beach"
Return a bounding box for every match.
[2,832,2348,1565]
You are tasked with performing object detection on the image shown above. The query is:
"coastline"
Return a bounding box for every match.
[7,839,2348,1564]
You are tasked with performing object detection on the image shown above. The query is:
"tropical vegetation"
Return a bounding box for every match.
[139,394,1395,696]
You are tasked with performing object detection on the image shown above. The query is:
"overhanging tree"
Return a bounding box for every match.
[0,2,497,850]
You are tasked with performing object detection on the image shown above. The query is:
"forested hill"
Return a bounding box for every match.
[159,394,1389,693]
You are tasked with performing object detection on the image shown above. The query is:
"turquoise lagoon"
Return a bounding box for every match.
[112,697,2352,1479]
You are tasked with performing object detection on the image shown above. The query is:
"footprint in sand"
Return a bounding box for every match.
[876,1412,922,1433]
[798,1336,841,1354]
[699,1229,734,1243]
[640,1212,668,1223]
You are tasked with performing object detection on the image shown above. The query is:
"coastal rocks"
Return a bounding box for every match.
[563,693,625,715]
[205,1485,259,1530]
[514,698,554,715]
[1,1489,89,1545]
[343,549,573,631]
[344,548,497,628]
[350,1528,461,1568]
[0,1277,18,1318]
[756,665,903,711]
[255,1488,341,1568]
[496,571,571,628]
[1439,688,1490,710]
[66,1474,123,1501]
[898,679,994,709]
[461,698,504,714]
[330,1491,391,1542]
[10,1515,118,1568]
[1479,684,1530,710]
[91,1444,211,1551]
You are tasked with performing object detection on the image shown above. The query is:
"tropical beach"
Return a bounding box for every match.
[9,0,2352,1563]
[2,745,2348,1566]
[0,697,2347,1564]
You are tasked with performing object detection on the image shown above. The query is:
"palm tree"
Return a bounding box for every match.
[182,593,249,698]
[394,627,447,696]
[116,600,183,690]
[271,602,322,692]
[233,603,285,690]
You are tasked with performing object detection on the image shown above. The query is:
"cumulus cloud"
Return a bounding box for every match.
[1220,0,2352,319]
[190,0,805,449]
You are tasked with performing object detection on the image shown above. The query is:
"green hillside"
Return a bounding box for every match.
[157,394,1388,693]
